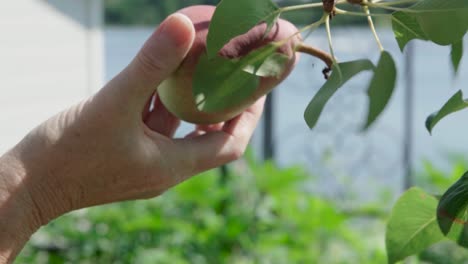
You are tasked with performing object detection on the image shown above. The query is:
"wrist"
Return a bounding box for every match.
[5,130,76,222]
[0,148,42,263]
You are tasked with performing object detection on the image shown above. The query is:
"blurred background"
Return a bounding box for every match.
[2,0,468,263]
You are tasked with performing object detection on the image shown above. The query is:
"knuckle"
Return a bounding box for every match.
[230,144,246,161]
[135,49,166,81]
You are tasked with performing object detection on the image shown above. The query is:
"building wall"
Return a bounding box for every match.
[0,0,103,154]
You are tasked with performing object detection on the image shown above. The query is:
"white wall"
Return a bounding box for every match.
[0,0,103,154]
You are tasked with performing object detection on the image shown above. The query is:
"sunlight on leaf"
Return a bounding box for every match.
[243,52,289,77]
[386,187,445,264]
[193,44,287,112]
[193,54,258,112]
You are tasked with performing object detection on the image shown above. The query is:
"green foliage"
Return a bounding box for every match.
[412,158,468,261]
[385,187,445,264]
[419,240,468,264]
[17,161,387,263]
[425,91,468,134]
[364,51,397,130]
[304,59,375,129]
[387,157,468,261]
[193,54,259,112]
[194,44,288,112]
[104,0,468,262]
[451,40,464,76]
[243,52,290,78]
[392,11,428,51]
[18,156,468,263]
[206,0,279,57]
[391,0,468,49]
[199,0,466,132]
[437,171,468,247]
[416,157,468,193]
[409,0,468,46]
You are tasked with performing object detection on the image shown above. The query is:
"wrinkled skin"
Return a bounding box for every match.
[158,5,301,124]
[0,13,267,263]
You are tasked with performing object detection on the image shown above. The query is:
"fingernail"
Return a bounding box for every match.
[157,13,194,47]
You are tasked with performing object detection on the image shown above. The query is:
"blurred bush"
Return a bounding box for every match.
[17,156,387,263]
[17,151,468,263]
[415,154,468,194]
[414,155,468,262]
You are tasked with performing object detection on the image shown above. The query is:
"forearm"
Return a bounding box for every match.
[0,148,42,263]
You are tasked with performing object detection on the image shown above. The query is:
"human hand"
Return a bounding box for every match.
[0,13,265,257]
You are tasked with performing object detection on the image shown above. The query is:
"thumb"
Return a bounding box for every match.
[121,13,195,107]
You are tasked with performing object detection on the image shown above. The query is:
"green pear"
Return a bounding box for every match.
[157,5,301,124]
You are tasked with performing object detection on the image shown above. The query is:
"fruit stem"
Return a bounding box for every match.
[298,14,328,34]
[371,0,418,6]
[295,43,333,69]
[276,14,327,48]
[325,15,342,80]
[334,8,392,18]
[277,14,330,79]
[279,2,323,12]
[325,15,338,66]
[366,2,415,11]
[363,0,384,52]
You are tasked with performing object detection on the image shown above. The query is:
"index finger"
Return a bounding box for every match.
[170,97,266,181]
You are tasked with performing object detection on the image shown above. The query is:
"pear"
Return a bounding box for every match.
[157,5,301,124]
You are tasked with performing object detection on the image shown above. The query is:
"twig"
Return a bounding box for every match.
[295,43,334,69]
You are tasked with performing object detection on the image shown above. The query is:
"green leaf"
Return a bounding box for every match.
[392,11,428,51]
[414,10,468,46]
[437,171,468,248]
[364,51,397,129]
[412,0,468,9]
[386,187,445,264]
[193,55,257,112]
[193,44,286,112]
[243,52,289,77]
[206,0,280,58]
[264,12,282,38]
[304,60,375,129]
[392,0,468,49]
[451,40,464,76]
[425,90,468,134]
[253,162,307,194]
